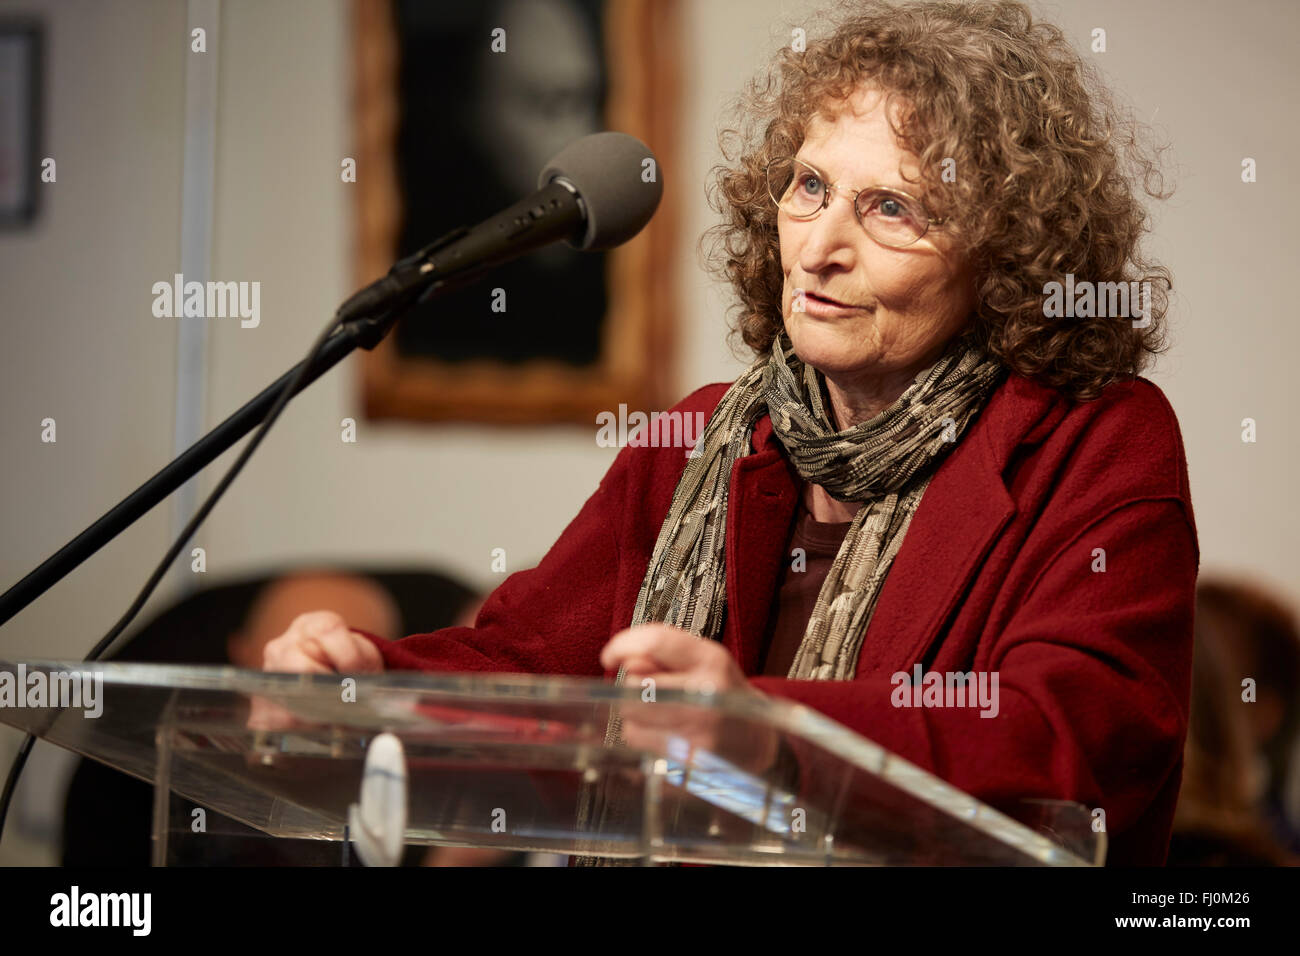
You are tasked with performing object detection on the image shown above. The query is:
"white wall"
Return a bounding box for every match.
[2,0,1298,863]
[0,0,187,865]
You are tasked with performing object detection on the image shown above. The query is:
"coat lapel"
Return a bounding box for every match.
[722,416,800,675]
[856,374,1063,677]
[855,425,1014,677]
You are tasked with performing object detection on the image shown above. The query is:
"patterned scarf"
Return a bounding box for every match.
[629,330,1004,678]
[574,330,1005,863]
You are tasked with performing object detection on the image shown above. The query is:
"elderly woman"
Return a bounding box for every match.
[265,0,1197,865]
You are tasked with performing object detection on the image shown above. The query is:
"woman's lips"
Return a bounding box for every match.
[799,290,864,317]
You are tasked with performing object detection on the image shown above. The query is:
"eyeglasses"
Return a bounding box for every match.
[765,156,946,249]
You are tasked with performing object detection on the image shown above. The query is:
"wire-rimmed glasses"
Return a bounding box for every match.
[766,156,946,249]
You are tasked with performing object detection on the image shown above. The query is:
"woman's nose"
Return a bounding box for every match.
[797,197,860,274]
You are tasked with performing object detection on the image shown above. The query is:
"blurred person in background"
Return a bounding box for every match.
[1168,578,1300,865]
[61,569,479,865]
[1167,578,1300,865]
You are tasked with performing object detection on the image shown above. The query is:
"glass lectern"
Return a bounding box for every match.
[0,660,1103,866]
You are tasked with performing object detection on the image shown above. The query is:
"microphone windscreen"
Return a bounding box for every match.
[537,131,663,251]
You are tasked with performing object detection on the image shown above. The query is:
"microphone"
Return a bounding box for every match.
[338,131,663,324]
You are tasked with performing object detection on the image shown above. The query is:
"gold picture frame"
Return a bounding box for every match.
[351,0,680,424]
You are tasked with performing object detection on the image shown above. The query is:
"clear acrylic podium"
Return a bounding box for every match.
[1,659,1103,866]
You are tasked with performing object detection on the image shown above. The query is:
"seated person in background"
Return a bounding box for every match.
[1167,578,1300,865]
[62,569,476,866]
[227,572,402,669]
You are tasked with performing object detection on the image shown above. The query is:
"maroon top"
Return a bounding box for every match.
[759,497,854,677]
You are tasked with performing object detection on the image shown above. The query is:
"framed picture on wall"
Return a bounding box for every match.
[0,21,42,227]
[351,0,680,425]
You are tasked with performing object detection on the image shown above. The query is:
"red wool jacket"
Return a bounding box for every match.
[365,373,1199,866]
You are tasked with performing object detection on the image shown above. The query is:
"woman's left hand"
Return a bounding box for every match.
[600,623,778,773]
[601,623,751,694]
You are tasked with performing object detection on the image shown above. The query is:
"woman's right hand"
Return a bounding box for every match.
[260,610,385,674]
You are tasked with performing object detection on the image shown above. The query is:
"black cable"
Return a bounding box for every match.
[0,306,364,848]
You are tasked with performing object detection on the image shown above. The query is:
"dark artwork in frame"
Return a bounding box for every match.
[391,0,609,368]
[353,0,679,425]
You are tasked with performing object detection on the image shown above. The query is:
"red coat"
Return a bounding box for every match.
[366,373,1199,866]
